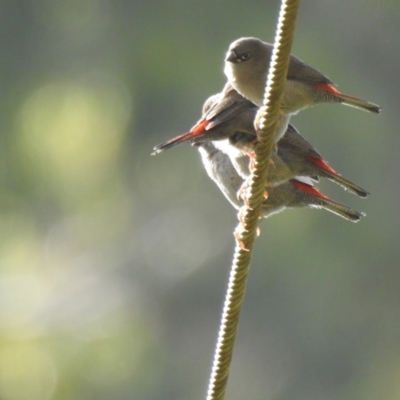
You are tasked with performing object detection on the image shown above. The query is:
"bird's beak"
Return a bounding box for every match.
[225,50,238,63]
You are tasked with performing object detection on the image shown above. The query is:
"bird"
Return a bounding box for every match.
[277,124,369,197]
[226,124,369,197]
[152,83,257,155]
[153,85,369,197]
[196,141,364,222]
[224,37,381,115]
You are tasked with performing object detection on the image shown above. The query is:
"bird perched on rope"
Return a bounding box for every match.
[195,141,364,222]
[224,37,381,116]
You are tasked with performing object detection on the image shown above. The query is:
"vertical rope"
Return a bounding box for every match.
[206,1,300,399]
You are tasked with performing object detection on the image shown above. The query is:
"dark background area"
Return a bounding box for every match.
[0,1,399,399]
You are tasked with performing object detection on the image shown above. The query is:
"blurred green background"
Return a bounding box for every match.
[0,1,399,399]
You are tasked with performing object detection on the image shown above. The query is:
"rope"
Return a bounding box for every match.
[206,1,300,399]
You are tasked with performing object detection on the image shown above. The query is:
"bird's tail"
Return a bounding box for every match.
[152,120,211,155]
[152,131,195,155]
[316,197,365,222]
[314,83,381,114]
[306,156,369,198]
[325,172,369,198]
[292,179,365,222]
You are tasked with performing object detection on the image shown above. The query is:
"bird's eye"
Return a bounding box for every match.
[240,52,251,61]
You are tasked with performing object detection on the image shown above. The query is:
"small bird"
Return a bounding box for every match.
[262,178,365,222]
[152,83,258,155]
[196,142,364,222]
[224,37,381,114]
[153,86,369,197]
[224,126,369,198]
[229,124,370,196]
[277,125,369,197]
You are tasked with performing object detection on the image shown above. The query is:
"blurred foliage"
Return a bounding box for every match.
[0,0,399,399]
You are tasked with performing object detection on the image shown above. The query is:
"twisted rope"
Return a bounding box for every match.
[206,1,300,399]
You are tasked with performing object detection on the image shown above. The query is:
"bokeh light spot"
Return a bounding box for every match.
[18,77,132,202]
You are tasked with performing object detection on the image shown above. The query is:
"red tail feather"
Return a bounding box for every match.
[191,119,210,135]
[314,83,365,103]
[313,83,341,95]
[292,180,329,200]
[306,156,337,174]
